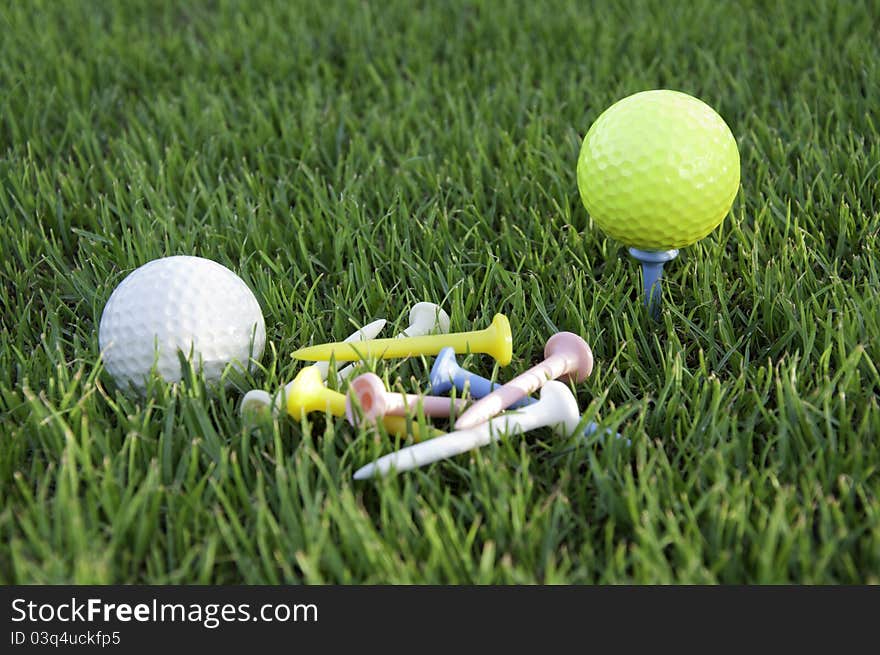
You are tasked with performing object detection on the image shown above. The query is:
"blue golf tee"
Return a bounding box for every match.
[627,248,679,317]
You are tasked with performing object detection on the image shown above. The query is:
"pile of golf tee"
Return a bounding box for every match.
[242,303,623,479]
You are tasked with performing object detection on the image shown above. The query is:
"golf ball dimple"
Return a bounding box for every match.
[577,89,740,250]
[98,256,266,393]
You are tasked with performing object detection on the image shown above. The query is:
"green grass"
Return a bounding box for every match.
[1,0,879,584]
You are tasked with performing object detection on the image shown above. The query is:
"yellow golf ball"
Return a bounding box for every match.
[577,90,740,250]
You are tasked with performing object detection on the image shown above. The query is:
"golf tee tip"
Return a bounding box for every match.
[353,465,373,480]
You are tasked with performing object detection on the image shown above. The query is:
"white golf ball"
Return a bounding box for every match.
[98,256,266,393]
